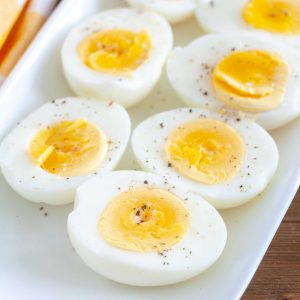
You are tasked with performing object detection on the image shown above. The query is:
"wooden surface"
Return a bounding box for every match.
[243,189,300,300]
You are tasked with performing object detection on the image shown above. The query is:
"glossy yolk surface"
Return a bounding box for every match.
[212,50,289,113]
[98,188,190,252]
[165,119,245,185]
[29,119,107,176]
[242,0,300,34]
[78,29,152,74]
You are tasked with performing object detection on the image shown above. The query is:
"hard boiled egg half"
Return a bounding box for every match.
[0,98,131,205]
[167,33,300,130]
[132,108,279,209]
[125,0,196,24]
[62,8,173,108]
[196,0,300,49]
[68,171,227,286]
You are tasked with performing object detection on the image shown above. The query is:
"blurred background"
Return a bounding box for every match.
[0,0,60,85]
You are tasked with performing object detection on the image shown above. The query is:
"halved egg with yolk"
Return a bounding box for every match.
[165,119,245,184]
[132,108,279,209]
[0,97,131,205]
[212,50,289,113]
[68,171,227,286]
[29,119,107,177]
[78,29,152,75]
[166,33,300,130]
[195,0,300,49]
[99,188,189,252]
[242,0,300,35]
[62,8,173,107]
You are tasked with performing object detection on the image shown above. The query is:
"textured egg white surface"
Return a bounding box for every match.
[62,8,173,107]
[132,108,279,208]
[0,98,131,205]
[68,171,227,286]
[195,0,300,49]
[125,0,196,24]
[1,0,300,299]
[167,33,300,131]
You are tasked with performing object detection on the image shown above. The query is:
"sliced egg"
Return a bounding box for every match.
[68,170,227,286]
[167,33,300,130]
[0,98,131,205]
[132,108,279,209]
[62,8,173,108]
[125,0,196,24]
[195,0,300,49]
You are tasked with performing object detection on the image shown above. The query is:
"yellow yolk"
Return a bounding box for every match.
[78,29,152,74]
[212,50,289,113]
[98,188,190,252]
[165,119,245,185]
[29,119,107,176]
[242,0,300,34]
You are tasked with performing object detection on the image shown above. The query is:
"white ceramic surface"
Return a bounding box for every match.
[0,0,300,299]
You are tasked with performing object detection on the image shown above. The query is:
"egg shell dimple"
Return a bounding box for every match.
[0,97,131,205]
[131,108,279,209]
[195,0,300,49]
[68,170,227,286]
[62,8,173,108]
[125,0,196,24]
[167,33,300,131]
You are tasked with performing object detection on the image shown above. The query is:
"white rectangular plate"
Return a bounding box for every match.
[1,1,300,299]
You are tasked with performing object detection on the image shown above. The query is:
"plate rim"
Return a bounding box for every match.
[0,0,299,299]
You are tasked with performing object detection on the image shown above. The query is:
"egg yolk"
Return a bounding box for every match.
[29,119,107,176]
[212,50,289,113]
[242,0,300,34]
[165,119,245,185]
[78,29,152,74]
[98,188,190,252]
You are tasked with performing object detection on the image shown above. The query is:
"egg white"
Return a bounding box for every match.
[62,8,173,108]
[68,170,227,286]
[195,0,300,49]
[0,98,131,205]
[125,0,196,24]
[132,108,279,209]
[167,33,300,131]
